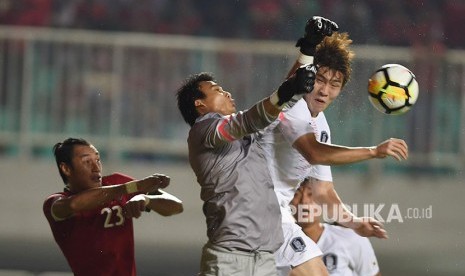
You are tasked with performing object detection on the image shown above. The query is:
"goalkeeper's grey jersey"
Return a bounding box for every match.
[187,99,283,252]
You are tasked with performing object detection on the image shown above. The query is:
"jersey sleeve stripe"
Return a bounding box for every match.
[217,117,236,142]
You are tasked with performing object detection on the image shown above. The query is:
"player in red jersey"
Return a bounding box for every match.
[43,137,183,276]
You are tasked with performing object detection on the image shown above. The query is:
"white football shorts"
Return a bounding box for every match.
[275,222,322,276]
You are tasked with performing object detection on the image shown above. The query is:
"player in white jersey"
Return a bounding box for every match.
[262,100,334,275]
[261,17,408,276]
[291,184,381,276]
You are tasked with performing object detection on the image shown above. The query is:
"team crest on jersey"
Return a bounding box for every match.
[290,237,306,252]
[322,253,338,272]
[320,131,329,143]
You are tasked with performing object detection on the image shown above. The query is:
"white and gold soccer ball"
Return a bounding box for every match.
[367,64,419,115]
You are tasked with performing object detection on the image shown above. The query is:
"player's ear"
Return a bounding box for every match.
[59,162,72,178]
[194,99,204,108]
[194,99,208,114]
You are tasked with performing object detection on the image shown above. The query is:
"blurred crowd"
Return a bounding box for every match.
[0,0,463,48]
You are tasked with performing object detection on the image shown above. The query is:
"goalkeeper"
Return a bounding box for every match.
[176,58,316,274]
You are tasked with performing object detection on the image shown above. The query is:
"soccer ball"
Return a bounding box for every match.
[367,64,419,115]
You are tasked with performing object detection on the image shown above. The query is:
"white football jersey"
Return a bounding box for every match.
[261,99,333,223]
[318,224,380,276]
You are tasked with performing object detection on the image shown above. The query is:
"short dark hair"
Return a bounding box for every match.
[176,72,215,126]
[314,32,354,87]
[53,138,90,184]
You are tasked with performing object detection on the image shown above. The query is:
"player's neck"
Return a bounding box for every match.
[302,222,324,243]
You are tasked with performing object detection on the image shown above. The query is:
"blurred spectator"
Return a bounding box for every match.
[247,0,285,39]
[375,2,412,46]
[51,0,78,28]
[0,0,51,26]
[409,1,446,154]
[443,0,465,48]
[0,0,460,49]
[328,0,379,44]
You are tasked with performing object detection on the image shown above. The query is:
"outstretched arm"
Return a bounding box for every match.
[51,174,168,220]
[206,65,317,147]
[123,189,183,218]
[293,133,408,165]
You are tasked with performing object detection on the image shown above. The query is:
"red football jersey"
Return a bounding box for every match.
[43,173,138,276]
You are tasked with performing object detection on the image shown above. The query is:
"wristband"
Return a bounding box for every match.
[297,53,314,65]
[143,195,150,206]
[368,146,377,157]
[143,195,152,212]
[125,182,138,194]
[269,91,284,109]
[284,94,303,109]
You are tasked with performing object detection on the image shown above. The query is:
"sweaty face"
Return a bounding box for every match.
[304,66,344,117]
[66,145,102,192]
[196,81,236,116]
